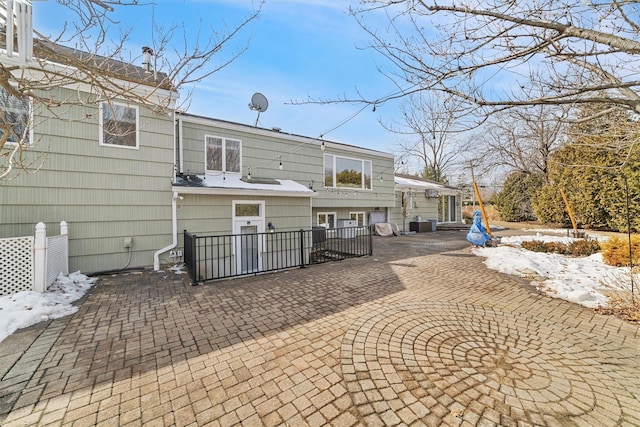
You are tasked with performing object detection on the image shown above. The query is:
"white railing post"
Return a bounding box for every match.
[60,220,69,275]
[34,222,47,292]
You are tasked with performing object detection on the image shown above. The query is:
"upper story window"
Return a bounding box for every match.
[206,136,241,173]
[0,86,31,145]
[99,101,139,149]
[324,154,372,190]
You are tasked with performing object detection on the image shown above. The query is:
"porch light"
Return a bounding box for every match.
[320,141,325,151]
[279,161,283,170]
[268,222,275,232]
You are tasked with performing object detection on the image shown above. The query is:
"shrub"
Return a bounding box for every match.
[521,239,599,256]
[494,172,545,222]
[601,235,640,267]
[532,184,568,225]
[546,241,569,254]
[521,240,548,252]
[568,239,601,257]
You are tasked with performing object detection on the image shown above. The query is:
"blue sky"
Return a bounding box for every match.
[33,0,405,156]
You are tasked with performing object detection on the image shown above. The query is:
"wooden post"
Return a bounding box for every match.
[472,181,492,237]
[560,189,578,232]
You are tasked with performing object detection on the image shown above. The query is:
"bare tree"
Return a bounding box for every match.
[476,104,570,180]
[350,1,640,117]
[388,93,471,183]
[0,0,262,178]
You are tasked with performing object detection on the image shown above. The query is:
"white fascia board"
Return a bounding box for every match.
[177,114,395,159]
[173,186,317,198]
[3,57,179,109]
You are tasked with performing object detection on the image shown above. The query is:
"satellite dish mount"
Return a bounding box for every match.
[248,92,269,127]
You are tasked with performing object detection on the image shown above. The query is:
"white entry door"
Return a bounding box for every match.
[232,201,265,274]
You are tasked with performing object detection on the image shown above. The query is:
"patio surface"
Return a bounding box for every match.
[1,228,639,426]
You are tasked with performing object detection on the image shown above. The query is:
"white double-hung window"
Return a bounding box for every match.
[99,101,139,149]
[0,86,31,145]
[206,136,241,173]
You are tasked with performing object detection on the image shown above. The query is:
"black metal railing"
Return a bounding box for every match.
[183,226,372,284]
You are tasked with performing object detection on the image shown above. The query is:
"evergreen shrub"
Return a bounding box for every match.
[601,236,640,267]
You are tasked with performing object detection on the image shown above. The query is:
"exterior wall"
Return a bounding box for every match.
[311,207,386,227]
[0,87,175,273]
[314,144,395,211]
[179,117,325,182]
[176,194,310,238]
[388,190,440,232]
[177,115,396,226]
[173,194,311,271]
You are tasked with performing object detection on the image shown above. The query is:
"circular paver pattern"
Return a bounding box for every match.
[341,302,639,426]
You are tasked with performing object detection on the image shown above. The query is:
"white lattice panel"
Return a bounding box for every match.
[0,236,34,296]
[46,234,68,288]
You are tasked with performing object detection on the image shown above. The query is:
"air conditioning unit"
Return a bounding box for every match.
[425,189,438,198]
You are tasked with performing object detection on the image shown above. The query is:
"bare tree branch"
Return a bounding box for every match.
[0,0,262,178]
[348,0,640,115]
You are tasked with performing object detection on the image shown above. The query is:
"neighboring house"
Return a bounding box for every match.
[390,174,462,232]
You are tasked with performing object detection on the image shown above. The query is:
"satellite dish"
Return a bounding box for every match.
[249,92,269,112]
[249,92,268,127]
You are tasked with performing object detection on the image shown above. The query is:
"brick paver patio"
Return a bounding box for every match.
[1,229,639,426]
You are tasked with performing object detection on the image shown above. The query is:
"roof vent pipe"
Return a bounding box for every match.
[142,46,153,72]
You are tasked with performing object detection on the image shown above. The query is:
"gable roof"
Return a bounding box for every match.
[33,39,174,91]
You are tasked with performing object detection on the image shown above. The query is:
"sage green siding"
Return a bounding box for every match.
[0,87,175,273]
[387,191,462,231]
[173,194,310,253]
[387,190,440,232]
[314,145,395,210]
[177,116,396,226]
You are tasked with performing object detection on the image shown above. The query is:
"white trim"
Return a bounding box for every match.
[232,200,265,274]
[0,58,178,109]
[317,212,337,229]
[438,194,458,223]
[0,85,33,146]
[99,101,140,150]
[204,134,242,174]
[349,211,367,226]
[173,186,315,198]
[324,153,373,190]
[232,200,265,220]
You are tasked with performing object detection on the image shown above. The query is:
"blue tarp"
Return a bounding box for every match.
[466,210,491,247]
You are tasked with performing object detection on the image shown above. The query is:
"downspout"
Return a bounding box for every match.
[154,112,180,271]
[178,114,184,173]
[154,191,179,270]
